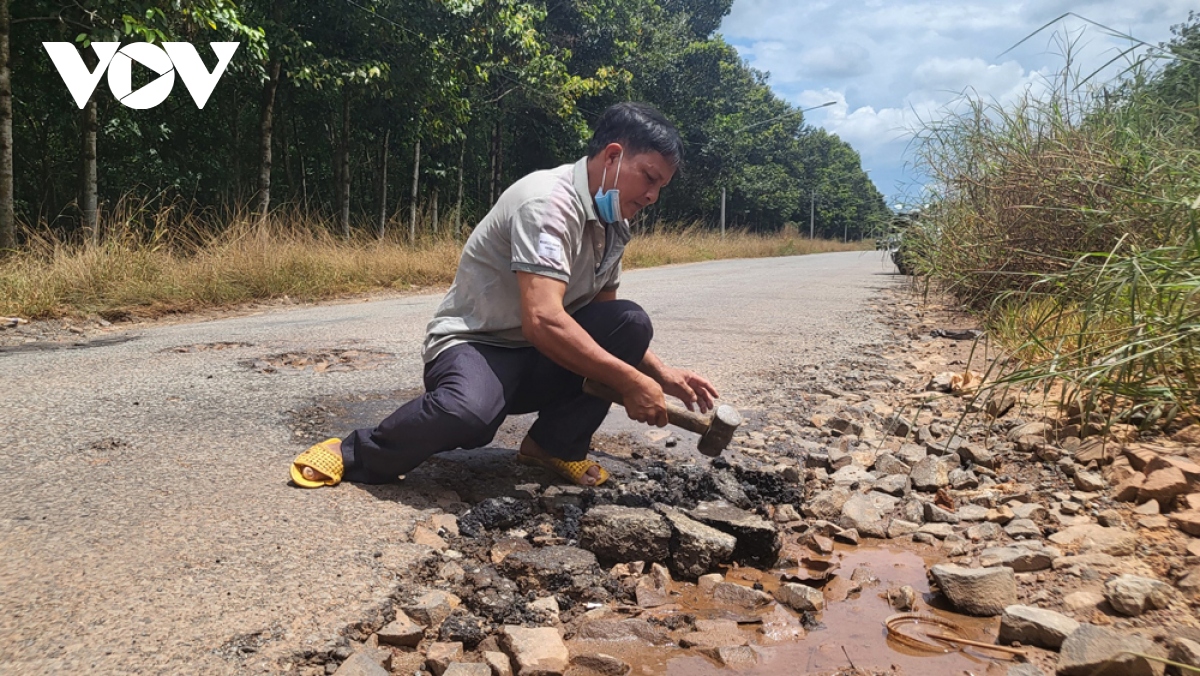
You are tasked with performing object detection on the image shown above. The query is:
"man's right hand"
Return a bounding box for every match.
[619,374,668,427]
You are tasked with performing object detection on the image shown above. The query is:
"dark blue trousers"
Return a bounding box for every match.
[340,299,653,484]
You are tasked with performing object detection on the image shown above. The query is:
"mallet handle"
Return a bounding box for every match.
[582,378,711,435]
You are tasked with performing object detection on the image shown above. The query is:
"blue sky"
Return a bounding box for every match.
[719,1,1195,208]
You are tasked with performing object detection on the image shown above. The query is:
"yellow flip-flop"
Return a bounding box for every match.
[290,438,344,488]
[517,452,610,487]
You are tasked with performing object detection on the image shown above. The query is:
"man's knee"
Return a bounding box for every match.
[425,388,502,447]
[611,299,653,348]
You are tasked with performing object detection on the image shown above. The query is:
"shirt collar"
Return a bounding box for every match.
[573,156,600,225]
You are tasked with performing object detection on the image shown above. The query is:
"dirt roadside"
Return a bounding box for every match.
[275,286,1200,676]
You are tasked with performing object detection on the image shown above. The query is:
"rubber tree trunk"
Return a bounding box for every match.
[431,188,438,236]
[338,91,350,239]
[409,138,420,244]
[81,97,98,244]
[0,0,13,252]
[488,121,498,205]
[455,139,464,238]
[377,128,389,240]
[254,58,281,223]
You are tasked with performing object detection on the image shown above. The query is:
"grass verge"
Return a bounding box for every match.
[0,220,868,320]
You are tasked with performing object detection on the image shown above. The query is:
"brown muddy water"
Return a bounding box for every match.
[573,544,1016,676]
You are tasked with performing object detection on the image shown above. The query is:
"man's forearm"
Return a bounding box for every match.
[638,348,667,383]
[526,308,647,391]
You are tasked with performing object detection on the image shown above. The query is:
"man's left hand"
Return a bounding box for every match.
[658,367,719,413]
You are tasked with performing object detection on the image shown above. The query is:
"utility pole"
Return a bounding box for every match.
[720,187,726,237]
[809,189,815,239]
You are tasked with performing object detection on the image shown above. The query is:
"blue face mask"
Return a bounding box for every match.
[594,152,623,224]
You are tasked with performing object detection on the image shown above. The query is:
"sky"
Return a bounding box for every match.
[719,1,1195,208]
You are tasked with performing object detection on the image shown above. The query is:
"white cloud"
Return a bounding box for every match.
[720,0,1195,201]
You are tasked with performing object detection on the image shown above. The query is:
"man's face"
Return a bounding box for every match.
[599,147,676,220]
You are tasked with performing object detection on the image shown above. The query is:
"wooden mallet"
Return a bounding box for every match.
[582,378,743,457]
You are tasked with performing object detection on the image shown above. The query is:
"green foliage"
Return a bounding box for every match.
[914,14,1200,426]
[9,0,885,238]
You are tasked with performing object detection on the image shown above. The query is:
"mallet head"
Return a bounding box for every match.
[697,404,742,457]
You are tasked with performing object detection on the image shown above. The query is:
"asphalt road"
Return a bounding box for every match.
[0,250,900,674]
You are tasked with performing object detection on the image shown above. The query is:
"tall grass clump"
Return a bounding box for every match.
[912,20,1200,426]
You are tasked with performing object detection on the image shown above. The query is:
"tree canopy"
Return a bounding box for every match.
[3,0,888,246]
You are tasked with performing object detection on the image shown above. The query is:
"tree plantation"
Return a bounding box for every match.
[0,0,889,251]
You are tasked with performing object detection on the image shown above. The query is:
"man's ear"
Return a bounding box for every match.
[604,142,623,166]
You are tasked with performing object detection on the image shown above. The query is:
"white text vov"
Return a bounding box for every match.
[43,42,240,110]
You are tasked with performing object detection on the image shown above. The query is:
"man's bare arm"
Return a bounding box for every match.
[517,272,667,426]
[590,286,719,412]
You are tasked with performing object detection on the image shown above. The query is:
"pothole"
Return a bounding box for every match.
[164,341,254,353]
[243,348,392,374]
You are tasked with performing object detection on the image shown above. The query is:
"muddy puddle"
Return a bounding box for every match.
[668,545,1007,676]
[555,544,1018,676]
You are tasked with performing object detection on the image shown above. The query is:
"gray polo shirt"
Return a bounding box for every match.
[422,156,630,363]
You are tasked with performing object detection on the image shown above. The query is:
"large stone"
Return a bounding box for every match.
[887,519,921,539]
[443,665,492,676]
[1102,575,1173,617]
[910,455,959,492]
[500,626,569,676]
[688,501,781,566]
[1048,525,1138,556]
[484,651,514,676]
[929,564,1017,616]
[979,544,1058,572]
[1112,474,1144,502]
[924,502,960,524]
[875,474,909,496]
[839,493,887,538]
[804,487,851,520]
[1138,467,1189,503]
[999,605,1080,650]
[580,506,671,564]
[570,654,631,676]
[1056,624,1166,676]
[896,444,928,465]
[1074,471,1107,492]
[775,582,825,612]
[917,522,956,539]
[575,619,671,644]
[1009,422,1051,442]
[710,581,773,611]
[828,417,865,437]
[404,591,459,629]
[427,643,465,676]
[502,546,599,581]
[1169,510,1200,536]
[334,651,390,676]
[635,563,672,608]
[1170,638,1200,672]
[377,610,426,647]
[959,443,997,469]
[659,508,737,580]
[830,465,877,487]
[1004,519,1042,539]
[875,454,912,476]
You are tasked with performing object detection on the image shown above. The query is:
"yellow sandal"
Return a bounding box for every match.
[290,438,344,488]
[517,452,610,487]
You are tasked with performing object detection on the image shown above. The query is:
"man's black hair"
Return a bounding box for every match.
[586,102,684,169]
